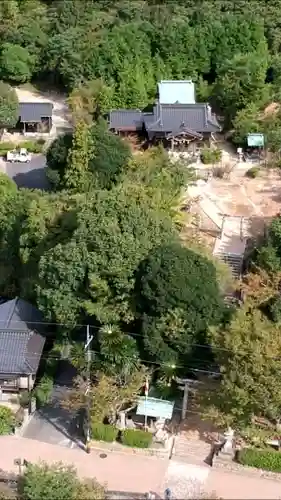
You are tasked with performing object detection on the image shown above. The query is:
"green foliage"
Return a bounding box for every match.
[89,119,131,188]
[256,245,281,274]
[32,376,54,408]
[47,122,131,191]
[64,120,94,192]
[246,166,260,178]
[91,422,118,442]
[269,295,281,323]
[206,306,281,426]
[46,134,73,188]
[0,405,14,435]
[98,325,140,377]
[0,140,43,155]
[137,243,224,362]
[238,447,281,473]
[240,426,277,448]
[0,172,17,197]
[0,82,18,128]
[214,43,270,123]
[121,429,153,448]
[201,148,222,165]
[20,462,105,500]
[0,43,34,83]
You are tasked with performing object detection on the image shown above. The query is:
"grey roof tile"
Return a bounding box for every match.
[19,102,53,122]
[0,298,46,333]
[147,102,221,134]
[109,110,143,130]
[0,330,45,375]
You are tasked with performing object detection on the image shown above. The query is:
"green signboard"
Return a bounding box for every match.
[136,397,174,419]
[247,133,264,147]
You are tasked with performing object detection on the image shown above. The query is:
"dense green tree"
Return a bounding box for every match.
[0,43,34,82]
[89,119,131,189]
[98,324,140,377]
[136,242,224,362]
[35,187,175,325]
[20,462,105,500]
[47,121,131,191]
[46,133,73,189]
[64,120,94,191]
[206,306,281,427]
[0,81,19,129]
[68,79,114,124]
[214,44,270,123]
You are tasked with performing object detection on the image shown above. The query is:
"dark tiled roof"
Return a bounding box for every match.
[109,109,143,131]
[0,330,45,375]
[19,102,53,122]
[110,101,220,137]
[0,298,46,333]
[147,102,220,135]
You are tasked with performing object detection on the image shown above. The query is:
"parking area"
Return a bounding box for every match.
[4,154,50,190]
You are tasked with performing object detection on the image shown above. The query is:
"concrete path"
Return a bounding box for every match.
[0,435,168,494]
[1,435,281,498]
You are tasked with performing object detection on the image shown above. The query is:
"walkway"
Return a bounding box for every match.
[0,436,168,494]
[2,435,281,498]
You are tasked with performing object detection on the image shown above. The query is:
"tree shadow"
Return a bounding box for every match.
[12,169,51,190]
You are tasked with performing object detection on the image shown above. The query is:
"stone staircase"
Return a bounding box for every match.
[173,435,211,463]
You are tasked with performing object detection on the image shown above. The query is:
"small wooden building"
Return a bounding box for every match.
[18,102,53,134]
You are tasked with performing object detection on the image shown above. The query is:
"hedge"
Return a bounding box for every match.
[91,422,118,442]
[0,139,45,155]
[0,405,15,435]
[121,429,153,448]
[238,447,281,472]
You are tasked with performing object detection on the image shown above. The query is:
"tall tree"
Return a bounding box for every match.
[0,82,19,129]
[206,305,281,427]
[64,120,94,191]
[0,43,34,83]
[137,242,224,363]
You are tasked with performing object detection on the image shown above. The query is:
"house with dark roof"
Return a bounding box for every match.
[0,298,46,396]
[18,102,53,134]
[109,80,220,149]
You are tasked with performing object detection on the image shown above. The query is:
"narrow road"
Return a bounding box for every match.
[4,155,50,190]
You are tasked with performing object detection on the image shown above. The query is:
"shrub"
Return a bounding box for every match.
[20,140,44,153]
[238,447,281,472]
[0,405,15,435]
[91,422,118,442]
[246,166,259,178]
[32,375,54,408]
[121,429,153,448]
[18,390,31,408]
[0,141,15,154]
[0,139,45,156]
[201,148,222,165]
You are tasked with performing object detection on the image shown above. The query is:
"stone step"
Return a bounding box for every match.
[173,437,211,459]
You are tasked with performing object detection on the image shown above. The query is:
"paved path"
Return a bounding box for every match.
[4,155,50,190]
[0,435,168,494]
[205,466,281,499]
[22,360,80,447]
[2,434,281,498]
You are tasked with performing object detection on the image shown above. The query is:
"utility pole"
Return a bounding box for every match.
[85,324,93,453]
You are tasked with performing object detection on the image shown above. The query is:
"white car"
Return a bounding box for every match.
[6,148,31,163]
